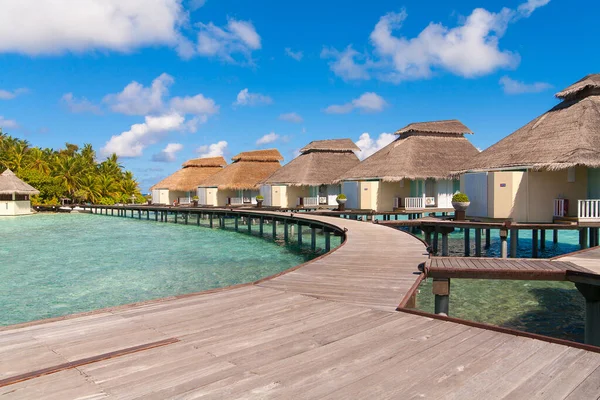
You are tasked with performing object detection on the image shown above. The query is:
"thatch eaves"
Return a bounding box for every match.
[200,149,283,190]
[338,132,479,182]
[555,73,600,101]
[150,157,227,191]
[263,150,360,186]
[0,169,40,195]
[300,138,360,153]
[395,119,473,136]
[461,87,600,173]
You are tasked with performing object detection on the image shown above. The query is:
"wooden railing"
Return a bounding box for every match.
[404,197,425,210]
[230,197,244,205]
[303,197,319,207]
[554,198,566,217]
[579,199,600,221]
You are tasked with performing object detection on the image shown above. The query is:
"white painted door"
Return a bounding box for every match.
[436,179,452,208]
[197,188,207,205]
[342,182,359,209]
[259,185,272,206]
[463,173,488,217]
[151,189,161,204]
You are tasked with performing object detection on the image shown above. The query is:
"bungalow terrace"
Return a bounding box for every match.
[150,157,226,205]
[338,120,478,212]
[461,73,600,224]
[0,169,39,216]
[198,149,283,206]
[260,139,360,208]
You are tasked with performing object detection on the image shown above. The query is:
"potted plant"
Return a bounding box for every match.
[451,192,470,211]
[192,195,199,207]
[336,193,347,211]
[255,195,264,208]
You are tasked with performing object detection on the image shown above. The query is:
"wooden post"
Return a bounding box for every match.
[146,210,150,220]
[111,208,114,216]
[485,229,491,249]
[575,283,600,347]
[247,217,252,233]
[174,212,178,224]
[510,229,518,258]
[324,230,331,252]
[500,229,508,259]
[433,227,439,255]
[580,228,589,250]
[209,213,213,228]
[423,227,432,246]
[184,212,188,225]
[234,215,239,231]
[553,229,559,244]
[138,210,141,219]
[259,217,264,236]
[196,213,200,226]
[475,228,482,257]
[284,221,289,241]
[297,223,303,245]
[464,228,470,257]
[311,226,316,251]
[441,232,449,256]
[433,278,450,315]
[540,229,546,250]
[532,229,539,258]
[272,219,277,237]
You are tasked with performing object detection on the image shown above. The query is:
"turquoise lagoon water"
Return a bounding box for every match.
[0,213,334,326]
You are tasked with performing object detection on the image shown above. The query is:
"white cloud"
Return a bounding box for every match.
[285,48,303,61]
[324,1,549,82]
[101,112,185,158]
[0,0,186,56]
[0,116,19,129]
[197,18,261,64]
[256,132,279,145]
[234,88,272,106]
[517,0,550,17]
[170,94,219,115]
[104,73,174,116]
[196,140,228,157]
[499,76,552,94]
[61,93,102,114]
[188,0,206,11]
[279,112,303,123]
[152,142,184,162]
[0,88,28,100]
[325,92,387,114]
[355,132,396,160]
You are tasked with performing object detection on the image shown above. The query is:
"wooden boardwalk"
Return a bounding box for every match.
[556,247,600,275]
[1,210,600,399]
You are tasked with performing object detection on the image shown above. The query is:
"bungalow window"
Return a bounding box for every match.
[0,194,11,201]
[15,194,29,201]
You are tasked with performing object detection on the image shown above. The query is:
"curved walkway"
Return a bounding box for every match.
[1,211,599,399]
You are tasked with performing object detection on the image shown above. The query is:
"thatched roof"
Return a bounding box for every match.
[338,120,478,181]
[0,169,40,195]
[150,156,226,191]
[555,73,600,101]
[200,149,283,190]
[394,119,473,136]
[300,138,360,153]
[231,149,283,162]
[463,75,600,172]
[264,139,360,186]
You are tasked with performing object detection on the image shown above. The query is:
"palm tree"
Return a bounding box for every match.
[53,156,82,196]
[25,148,51,174]
[78,174,101,203]
[98,174,119,199]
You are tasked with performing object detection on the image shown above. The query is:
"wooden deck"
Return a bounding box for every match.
[556,247,600,275]
[424,256,596,281]
[2,210,600,398]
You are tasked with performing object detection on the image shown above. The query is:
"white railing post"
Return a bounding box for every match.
[578,199,600,222]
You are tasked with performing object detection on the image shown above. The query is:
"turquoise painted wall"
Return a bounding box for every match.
[589,168,600,198]
[453,179,461,194]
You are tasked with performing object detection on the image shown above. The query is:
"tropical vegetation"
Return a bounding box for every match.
[452,192,470,203]
[0,130,145,205]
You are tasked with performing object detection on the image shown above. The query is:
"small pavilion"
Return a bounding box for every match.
[0,169,39,216]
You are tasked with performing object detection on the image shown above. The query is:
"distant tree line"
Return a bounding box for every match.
[0,130,145,205]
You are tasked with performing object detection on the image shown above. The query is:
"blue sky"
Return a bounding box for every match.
[0,0,598,191]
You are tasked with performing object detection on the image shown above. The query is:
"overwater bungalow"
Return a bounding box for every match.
[0,169,39,216]
[461,74,600,224]
[198,149,283,206]
[260,139,360,207]
[338,120,478,212]
[150,157,227,205]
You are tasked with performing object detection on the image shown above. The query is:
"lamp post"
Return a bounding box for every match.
[130,194,136,205]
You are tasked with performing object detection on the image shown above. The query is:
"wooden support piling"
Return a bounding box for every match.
[433,278,450,315]
[324,230,331,252]
[532,229,539,258]
[209,213,213,228]
[184,212,188,225]
[433,227,439,255]
[553,229,559,244]
[311,226,316,251]
[510,229,518,258]
[247,217,252,233]
[485,229,491,249]
[284,221,289,241]
[575,283,600,347]
[196,213,200,226]
[475,228,482,257]
[580,228,589,250]
[259,217,264,236]
[297,223,303,245]
[234,215,239,231]
[464,228,470,257]
[540,229,546,250]
[500,229,508,258]
[272,219,277,237]
[441,232,449,256]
